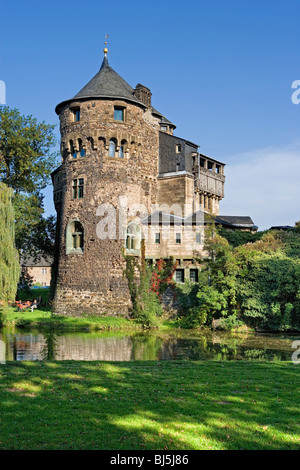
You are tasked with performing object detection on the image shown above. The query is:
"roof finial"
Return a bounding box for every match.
[103,34,109,57]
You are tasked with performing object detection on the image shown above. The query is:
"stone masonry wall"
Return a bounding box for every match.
[52,98,159,316]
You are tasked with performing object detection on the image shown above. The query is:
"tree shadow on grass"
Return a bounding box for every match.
[0,360,299,450]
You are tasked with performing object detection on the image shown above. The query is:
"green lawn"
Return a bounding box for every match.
[2,307,140,331]
[0,361,299,450]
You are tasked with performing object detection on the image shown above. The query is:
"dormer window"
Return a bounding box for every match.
[114,107,124,121]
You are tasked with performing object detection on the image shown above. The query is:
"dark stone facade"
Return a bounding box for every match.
[52,96,160,315]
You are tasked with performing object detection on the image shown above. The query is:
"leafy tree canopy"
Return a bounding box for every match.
[0,106,58,255]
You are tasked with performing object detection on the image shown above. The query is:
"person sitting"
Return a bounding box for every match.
[30,300,38,312]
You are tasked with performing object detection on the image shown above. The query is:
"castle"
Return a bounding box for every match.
[51,48,256,316]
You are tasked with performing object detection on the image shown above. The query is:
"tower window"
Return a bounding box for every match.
[72,178,84,199]
[72,108,80,122]
[114,107,124,121]
[176,144,182,153]
[70,140,77,159]
[66,220,84,254]
[161,125,167,132]
[109,139,116,157]
[118,145,124,158]
[155,233,161,244]
[78,139,85,157]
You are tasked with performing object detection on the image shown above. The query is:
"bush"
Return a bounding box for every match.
[180,306,207,329]
[219,314,244,331]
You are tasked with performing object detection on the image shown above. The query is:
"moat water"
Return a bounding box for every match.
[0,327,298,362]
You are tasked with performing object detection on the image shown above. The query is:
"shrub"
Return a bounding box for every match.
[180,306,207,329]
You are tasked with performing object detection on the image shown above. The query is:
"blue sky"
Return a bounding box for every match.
[1,0,299,229]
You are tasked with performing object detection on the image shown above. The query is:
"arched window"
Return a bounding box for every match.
[125,223,141,255]
[118,145,124,159]
[78,139,85,157]
[109,139,116,157]
[70,140,77,159]
[66,220,84,254]
[119,139,127,158]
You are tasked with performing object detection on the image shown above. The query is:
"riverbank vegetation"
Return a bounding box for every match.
[0,360,298,450]
[176,226,300,332]
[123,225,300,333]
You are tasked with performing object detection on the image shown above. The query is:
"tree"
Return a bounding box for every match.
[0,106,58,254]
[0,182,20,302]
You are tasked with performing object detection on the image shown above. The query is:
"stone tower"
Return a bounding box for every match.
[52,51,162,315]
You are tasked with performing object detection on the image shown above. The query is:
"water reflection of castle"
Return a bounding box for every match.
[1,331,290,362]
[2,333,170,361]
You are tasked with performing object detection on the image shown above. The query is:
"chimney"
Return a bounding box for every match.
[134,83,152,108]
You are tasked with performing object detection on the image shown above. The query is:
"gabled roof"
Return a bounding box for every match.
[55,56,145,113]
[269,225,294,231]
[152,106,176,129]
[21,255,53,267]
[216,215,256,228]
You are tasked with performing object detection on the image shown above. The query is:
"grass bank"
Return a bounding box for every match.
[1,307,141,331]
[0,360,299,450]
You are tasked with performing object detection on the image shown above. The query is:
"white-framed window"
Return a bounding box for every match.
[125,223,141,255]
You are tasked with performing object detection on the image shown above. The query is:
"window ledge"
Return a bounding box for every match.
[126,249,141,256]
[67,249,84,255]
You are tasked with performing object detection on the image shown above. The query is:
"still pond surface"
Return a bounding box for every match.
[0,327,298,362]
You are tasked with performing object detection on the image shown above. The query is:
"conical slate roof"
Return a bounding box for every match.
[55,56,144,113]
